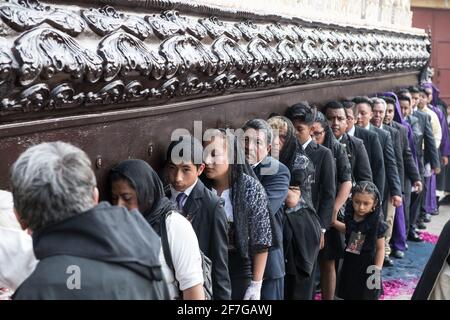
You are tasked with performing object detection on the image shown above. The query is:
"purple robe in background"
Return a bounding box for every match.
[422,83,450,214]
[423,83,450,157]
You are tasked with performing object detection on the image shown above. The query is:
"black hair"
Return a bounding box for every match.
[418,87,428,96]
[242,118,273,146]
[341,100,356,118]
[166,135,204,168]
[352,181,380,208]
[285,102,315,125]
[341,100,355,109]
[268,112,281,119]
[352,96,374,109]
[398,94,411,105]
[408,86,420,94]
[397,88,410,96]
[381,96,396,106]
[322,100,345,115]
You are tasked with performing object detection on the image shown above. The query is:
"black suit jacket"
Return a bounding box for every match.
[304,140,336,230]
[253,156,290,279]
[391,121,420,189]
[383,124,404,194]
[369,125,402,198]
[411,110,441,173]
[340,133,373,183]
[354,126,385,196]
[167,180,231,300]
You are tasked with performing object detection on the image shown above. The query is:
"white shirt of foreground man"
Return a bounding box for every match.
[0,227,38,292]
[0,190,38,297]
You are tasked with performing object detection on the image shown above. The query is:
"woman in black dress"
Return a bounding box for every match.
[338,181,388,300]
[202,128,273,300]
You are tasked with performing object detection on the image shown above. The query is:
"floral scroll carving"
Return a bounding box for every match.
[0,0,431,117]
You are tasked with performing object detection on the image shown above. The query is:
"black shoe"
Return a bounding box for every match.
[408,232,423,242]
[438,195,450,205]
[384,256,395,267]
[423,214,432,223]
[391,250,404,259]
[417,220,427,229]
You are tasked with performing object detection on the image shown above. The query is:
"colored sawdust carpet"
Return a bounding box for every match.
[380,233,436,300]
[314,232,438,300]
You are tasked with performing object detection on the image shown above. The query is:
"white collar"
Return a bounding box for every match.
[302,136,313,150]
[364,123,371,130]
[347,126,356,137]
[251,158,265,169]
[170,178,198,200]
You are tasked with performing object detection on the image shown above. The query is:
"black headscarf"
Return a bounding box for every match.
[202,129,273,258]
[109,159,175,228]
[313,110,336,150]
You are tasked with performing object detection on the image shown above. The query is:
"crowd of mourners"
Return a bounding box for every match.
[1,83,450,300]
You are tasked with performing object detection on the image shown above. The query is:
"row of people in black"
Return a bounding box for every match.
[6,84,449,300]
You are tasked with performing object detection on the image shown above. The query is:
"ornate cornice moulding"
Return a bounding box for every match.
[0,0,430,121]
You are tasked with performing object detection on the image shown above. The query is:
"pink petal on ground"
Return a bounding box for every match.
[380,279,418,300]
[418,231,439,244]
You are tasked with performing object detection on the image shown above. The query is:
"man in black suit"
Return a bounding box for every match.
[353,96,402,205]
[383,96,422,258]
[165,135,231,300]
[286,103,336,299]
[400,89,440,242]
[342,100,385,196]
[324,101,373,184]
[354,96,402,267]
[242,119,291,300]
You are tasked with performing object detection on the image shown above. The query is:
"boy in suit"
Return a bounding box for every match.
[286,103,336,299]
[166,135,231,300]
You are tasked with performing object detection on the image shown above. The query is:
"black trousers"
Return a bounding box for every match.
[410,181,424,231]
[404,180,412,235]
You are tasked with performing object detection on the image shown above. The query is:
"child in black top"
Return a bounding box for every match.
[338,181,388,300]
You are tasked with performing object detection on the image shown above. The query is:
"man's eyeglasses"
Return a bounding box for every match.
[312,130,325,137]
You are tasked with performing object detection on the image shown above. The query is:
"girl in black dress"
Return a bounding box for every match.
[338,181,388,300]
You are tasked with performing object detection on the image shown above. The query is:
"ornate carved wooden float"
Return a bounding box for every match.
[0,0,431,195]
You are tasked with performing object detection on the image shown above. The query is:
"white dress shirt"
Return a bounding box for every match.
[302,136,313,150]
[213,188,233,222]
[347,125,356,137]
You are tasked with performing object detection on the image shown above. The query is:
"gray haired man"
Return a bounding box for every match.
[11,142,169,300]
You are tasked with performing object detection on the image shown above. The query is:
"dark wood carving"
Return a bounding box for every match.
[0,0,86,36]
[0,0,431,122]
[82,5,152,39]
